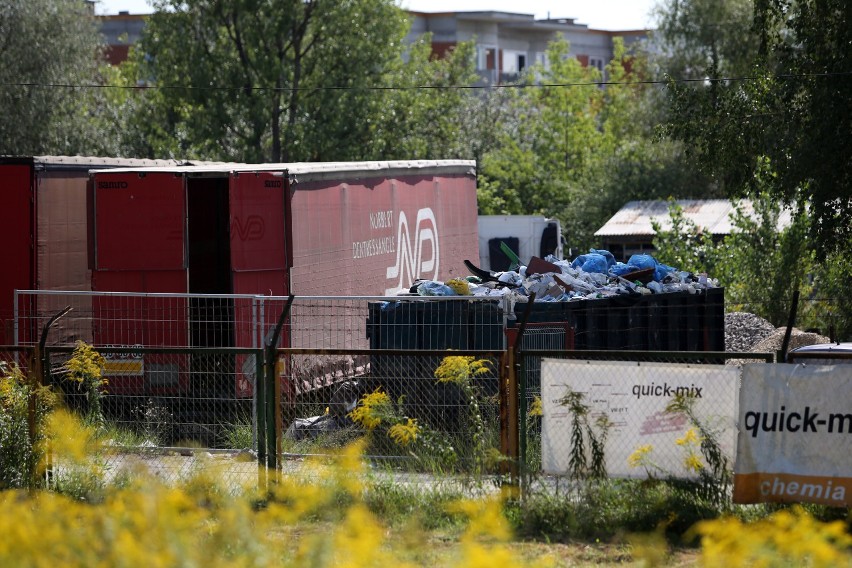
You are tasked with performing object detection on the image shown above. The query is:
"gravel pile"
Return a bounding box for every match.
[725,312,777,352]
[749,328,831,354]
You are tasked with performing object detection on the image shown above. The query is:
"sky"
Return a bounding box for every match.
[95,0,659,31]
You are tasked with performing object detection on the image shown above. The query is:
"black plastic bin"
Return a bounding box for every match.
[366,287,725,353]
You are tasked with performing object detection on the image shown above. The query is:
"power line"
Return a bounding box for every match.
[2,71,850,94]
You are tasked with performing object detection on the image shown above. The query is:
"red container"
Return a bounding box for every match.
[0,156,185,345]
[87,161,479,395]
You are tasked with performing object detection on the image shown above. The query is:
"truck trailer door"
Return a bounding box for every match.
[228,171,289,397]
[91,171,189,394]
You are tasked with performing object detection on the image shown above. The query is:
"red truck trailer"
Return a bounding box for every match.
[0,155,201,345]
[88,160,477,300]
[85,160,478,396]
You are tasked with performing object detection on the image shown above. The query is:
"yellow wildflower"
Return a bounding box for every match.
[65,341,106,386]
[628,444,653,468]
[435,356,491,384]
[349,390,391,430]
[528,396,543,417]
[675,427,701,447]
[684,453,704,473]
[388,418,419,446]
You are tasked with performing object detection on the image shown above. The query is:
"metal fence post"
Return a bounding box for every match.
[256,349,267,473]
[518,350,528,491]
[264,295,295,471]
[499,340,513,475]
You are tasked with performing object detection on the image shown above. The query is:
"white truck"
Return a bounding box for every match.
[477,215,563,272]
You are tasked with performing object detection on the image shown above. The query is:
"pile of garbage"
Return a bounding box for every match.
[407,249,719,302]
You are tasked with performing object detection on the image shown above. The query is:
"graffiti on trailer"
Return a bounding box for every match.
[230,215,265,241]
[385,208,439,295]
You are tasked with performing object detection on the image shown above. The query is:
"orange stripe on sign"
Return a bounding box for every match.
[734,472,850,507]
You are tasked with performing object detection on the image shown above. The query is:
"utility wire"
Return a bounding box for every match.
[2,70,850,94]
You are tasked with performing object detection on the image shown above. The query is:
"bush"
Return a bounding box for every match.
[0,361,55,489]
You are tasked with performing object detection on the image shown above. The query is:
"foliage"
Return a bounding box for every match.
[660,0,852,257]
[123,0,407,162]
[690,507,852,567]
[652,0,758,81]
[365,38,482,161]
[58,341,108,424]
[557,387,610,480]
[651,199,720,276]
[1,412,555,567]
[0,362,56,490]
[624,393,733,510]
[665,394,732,508]
[0,0,112,155]
[715,193,814,326]
[805,250,852,341]
[479,38,604,233]
[479,37,711,250]
[120,0,482,163]
[652,193,817,328]
[434,356,499,474]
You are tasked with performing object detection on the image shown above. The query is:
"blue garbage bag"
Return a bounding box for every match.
[571,253,609,274]
[589,249,617,268]
[654,263,677,282]
[627,254,657,271]
[610,262,637,276]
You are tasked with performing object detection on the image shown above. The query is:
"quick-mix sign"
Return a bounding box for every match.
[734,364,851,507]
[350,208,440,295]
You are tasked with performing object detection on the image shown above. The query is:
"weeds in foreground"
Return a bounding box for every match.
[0,361,56,490]
[345,356,504,476]
[689,507,852,567]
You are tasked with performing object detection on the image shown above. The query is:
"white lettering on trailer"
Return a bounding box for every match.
[385,208,440,294]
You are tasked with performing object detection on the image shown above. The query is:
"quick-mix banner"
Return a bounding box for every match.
[734,364,851,507]
[541,359,739,478]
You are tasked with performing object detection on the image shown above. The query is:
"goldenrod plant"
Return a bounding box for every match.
[666,393,731,507]
[60,341,107,424]
[0,411,559,567]
[434,356,499,475]
[689,507,852,567]
[0,361,56,489]
[2,388,849,565]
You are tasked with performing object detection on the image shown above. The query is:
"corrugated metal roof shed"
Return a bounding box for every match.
[595,199,792,237]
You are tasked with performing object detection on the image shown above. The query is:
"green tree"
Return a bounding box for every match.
[365,37,481,161]
[652,190,814,328]
[129,0,411,162]
[0,0,107,155]
[651,200,720,276]
[653,0,758,80]
[661,0,852,257]
[479,37,708,250]
[479,38,605,244]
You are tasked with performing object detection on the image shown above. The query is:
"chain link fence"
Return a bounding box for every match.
[0,345,31,375]
[17,289,834,494]
[38,345,264,492]
[279,349,503,478]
